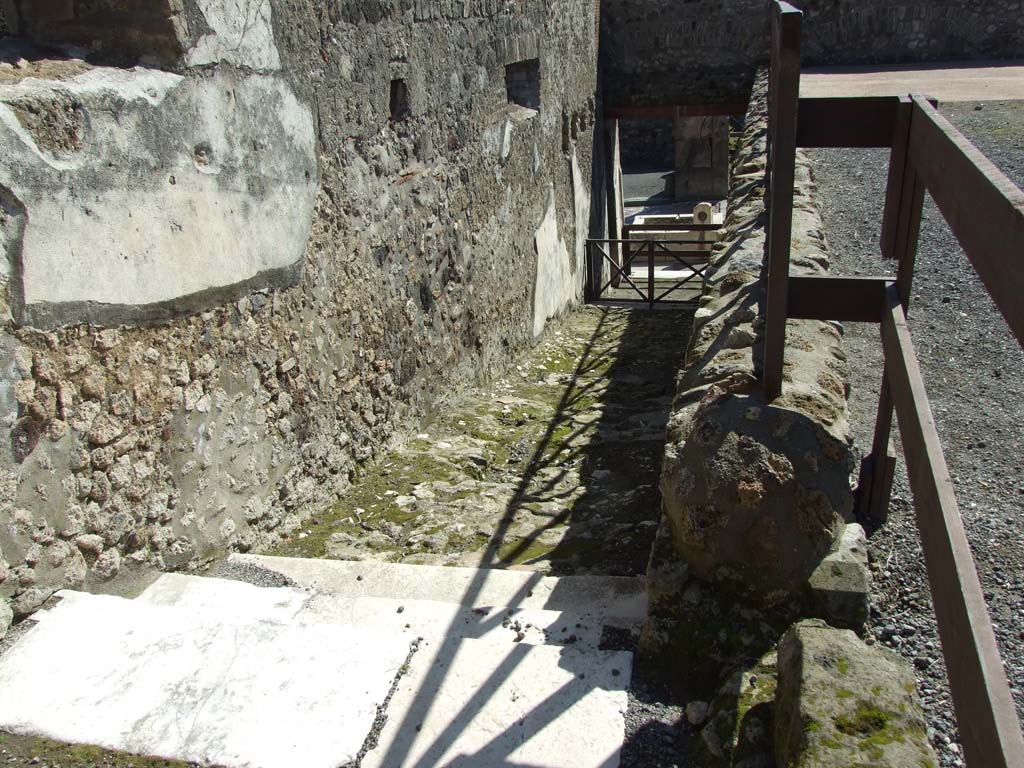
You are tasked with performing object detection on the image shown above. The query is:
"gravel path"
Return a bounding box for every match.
[809,99,1024,768]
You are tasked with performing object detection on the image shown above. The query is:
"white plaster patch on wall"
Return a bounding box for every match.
[186,0,282,71]
[0,67,316,326]
[532,186,578,338]
[571,147,590,278]
[28,67,184,106]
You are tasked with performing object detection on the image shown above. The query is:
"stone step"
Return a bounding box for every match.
[0,590,413,768]
[136,572,609,650]
[1,587,634,768]
[362,634,632,768]
[229,553,647,622]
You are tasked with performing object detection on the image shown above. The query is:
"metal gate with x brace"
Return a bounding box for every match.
[585,226,717,307]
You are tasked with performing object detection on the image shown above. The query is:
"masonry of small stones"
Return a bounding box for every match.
[0,0,1020,623]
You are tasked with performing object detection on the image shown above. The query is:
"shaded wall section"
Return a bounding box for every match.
[602,0,1024,108]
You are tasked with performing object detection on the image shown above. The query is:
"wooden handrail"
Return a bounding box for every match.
[881,287,1024,768]
[759,5,1024,764]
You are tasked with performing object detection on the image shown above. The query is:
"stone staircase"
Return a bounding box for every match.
[0,554,646,768]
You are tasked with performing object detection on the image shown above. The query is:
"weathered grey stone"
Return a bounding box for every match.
[686,700,709,726]
[93,548,121,581]
[63,547,87,588]
[80,366,107,401]
[12,586,52,617]
[87,414,124,447]
[75,533,104,558]
[699,651,778,767]
[806,523,871,631]
[658,70,855,601]
[0,597,11,639]
[774,620,938,768]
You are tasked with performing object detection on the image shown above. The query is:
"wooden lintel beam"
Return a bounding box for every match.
[787,275,891,322]
[604,102,748,120]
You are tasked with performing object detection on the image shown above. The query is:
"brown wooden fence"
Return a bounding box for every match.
[763,3,1024,766]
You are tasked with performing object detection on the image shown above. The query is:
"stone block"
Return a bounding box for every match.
[0,597,11,639]
[698,650,778,766]
[806,523,870,631]
[0,67,316,328]
[660,391,854,601]
[774,620,938,768]
[673,115,729,201]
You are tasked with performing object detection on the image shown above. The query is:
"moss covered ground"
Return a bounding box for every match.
[269,305,694,576]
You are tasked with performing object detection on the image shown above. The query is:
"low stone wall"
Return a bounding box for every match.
[658,66,856,603]
[639,69,876,760]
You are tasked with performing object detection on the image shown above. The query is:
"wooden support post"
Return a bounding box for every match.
[859,97,926,524]
[647,240,655,308]
[762,1,802,400]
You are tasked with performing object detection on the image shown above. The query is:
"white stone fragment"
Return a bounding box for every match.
[186,0,282,70]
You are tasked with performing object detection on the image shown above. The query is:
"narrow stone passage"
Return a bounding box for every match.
[270,305,694,577]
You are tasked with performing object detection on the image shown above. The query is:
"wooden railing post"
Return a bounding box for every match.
[859,97,927,524]
[647,240,655,308]
[762,1,802,400]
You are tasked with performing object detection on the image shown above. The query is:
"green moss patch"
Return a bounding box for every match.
[0,732,200,768]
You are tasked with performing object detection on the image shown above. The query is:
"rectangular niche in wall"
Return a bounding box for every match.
[505,59,540,112]
[390,78,410,122]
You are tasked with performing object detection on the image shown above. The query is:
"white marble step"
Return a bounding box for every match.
[1,588,634,768]
[363,634,632,768]
[0,590,413,768]
[137,572,609,650]
[230,553,647,622]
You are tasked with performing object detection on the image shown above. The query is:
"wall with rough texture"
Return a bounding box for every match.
[602,0,1024,107]
[618,118,673,170]
[658,68,856,601]
[0,0,603,621]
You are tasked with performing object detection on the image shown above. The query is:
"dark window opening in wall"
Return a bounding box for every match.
[505,59,540,112]
[390,78,410,122]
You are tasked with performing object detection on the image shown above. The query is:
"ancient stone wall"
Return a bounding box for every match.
[602,0,1024,108]
[618,118,673,170]
[0,0,603,620]
[659,67,856,601]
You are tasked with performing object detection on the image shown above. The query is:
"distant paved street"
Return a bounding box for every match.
[801,60,1024,101]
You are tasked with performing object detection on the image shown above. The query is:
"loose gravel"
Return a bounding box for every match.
[809,99,1024,768]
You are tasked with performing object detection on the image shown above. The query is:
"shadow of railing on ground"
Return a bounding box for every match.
[372,305,694,767]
